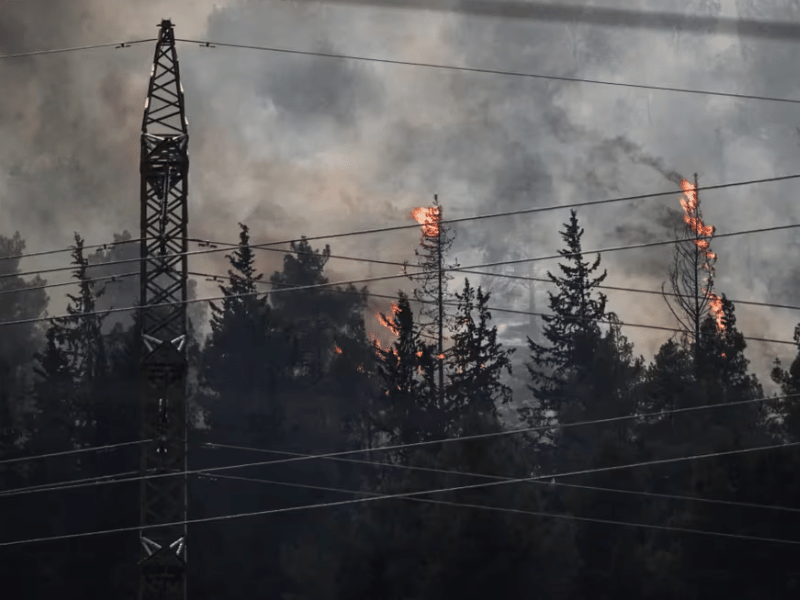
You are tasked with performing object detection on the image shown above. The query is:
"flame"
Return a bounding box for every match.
[411,206,441,237]
[679,177,726,334]
[333,344,342,355]
[377,303,401,336]
[437,353,445,360]
[679,179,715,250]
[708,292,724,332]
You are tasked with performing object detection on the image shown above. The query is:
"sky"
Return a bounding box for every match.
[2,0,800,393]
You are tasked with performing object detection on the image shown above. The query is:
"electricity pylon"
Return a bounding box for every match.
[137,19,190,600]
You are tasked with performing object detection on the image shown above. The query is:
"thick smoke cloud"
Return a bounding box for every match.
[2,0,799,390]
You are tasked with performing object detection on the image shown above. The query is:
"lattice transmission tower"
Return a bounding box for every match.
[137,19,190,600]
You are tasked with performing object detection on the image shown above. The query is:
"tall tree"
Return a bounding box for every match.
[447,278,514,422]
[662,174,723,352]
[202,223,280,445]
[520,209,608,450]
[373,292,433,451]
[404,195,459,410]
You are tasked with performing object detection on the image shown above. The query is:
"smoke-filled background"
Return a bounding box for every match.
[3,0,800,391]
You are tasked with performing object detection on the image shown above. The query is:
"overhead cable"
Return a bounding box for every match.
[176,37,800,106]
[3,438,800,547]
[0,439,149,467]
[5,172,798,282]
[197,470,800,546]
[204,442,800,515]
[3,392,799,499]
[0,39,155,59]
[189,269,797,346]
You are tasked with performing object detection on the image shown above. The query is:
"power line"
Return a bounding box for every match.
[0,272,138,299]
[177,37,800,106]
[196,471,800,546]
[3,438,800,548]
[5,172,797,283]
[0,39,156,59]
[0,471,140,498]
[204,442,800,515]
[189,268,797,346]
[4,217,800,340]
[191,229,800,313]
[3,392,798,499]
[0,237,143,264]
[0,439,149,467]
[0,246,795,345]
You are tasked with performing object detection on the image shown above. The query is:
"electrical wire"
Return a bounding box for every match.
[0,39,156,59]
[191,230,800,313]
[0,271,138,299]
[0,237,143,264]
[0,439,149,467]
[3,221,800,346]
[4,172,797,283]
[3,392,799,500]
[0,471,140,498]
[204,442,800,515]
[3,438,800,548]
[196,471,800,546]
[189,268,797,346]
[177,37,800,106]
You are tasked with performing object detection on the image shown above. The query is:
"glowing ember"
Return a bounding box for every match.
[411,206,441,238]
[333,344,343,355]
[437,353,445,360]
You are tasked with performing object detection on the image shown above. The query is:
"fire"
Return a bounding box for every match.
[708,292,724,332]
[678,176,726,333]
[333,344,342,355]
[377,303,401,336]
[411,206,441,237]
[679,178,715,249]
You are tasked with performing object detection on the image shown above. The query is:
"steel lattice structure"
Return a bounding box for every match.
[138,19,189,600]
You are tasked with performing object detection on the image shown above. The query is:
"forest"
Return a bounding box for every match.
[1,185,800,600]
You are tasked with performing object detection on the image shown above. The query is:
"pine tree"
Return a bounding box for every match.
[373,292,431,451]
[447,279,514,422]
[404,195,459,410]
[202,223,280,443]
[520,209,608,446]
[34,233,108,452]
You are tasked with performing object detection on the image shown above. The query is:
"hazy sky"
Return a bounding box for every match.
[2,0,800,390]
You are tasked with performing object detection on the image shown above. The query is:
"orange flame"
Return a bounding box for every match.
[708,292,724,332]
[411,206,441,237]
[377,303,401,336]
[679,179,715,248]
[333,344,342,355]
[679,177,726,333]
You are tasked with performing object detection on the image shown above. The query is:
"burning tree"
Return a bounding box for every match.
[404,195,459,408]
[662,174,725,351]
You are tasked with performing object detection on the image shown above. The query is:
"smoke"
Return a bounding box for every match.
[2,0,799,390]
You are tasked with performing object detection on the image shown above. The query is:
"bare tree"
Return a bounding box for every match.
[662,173,724,351]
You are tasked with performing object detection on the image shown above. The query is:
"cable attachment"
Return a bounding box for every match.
[199,41,215,48]
[115,42,131,49]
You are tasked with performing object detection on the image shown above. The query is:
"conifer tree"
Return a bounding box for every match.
[202,223,280,443]
[404,195,459,409]
[520,209,608,444]
[373,292,431,451]
[35,233,108,450]
[447,279,514,421]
